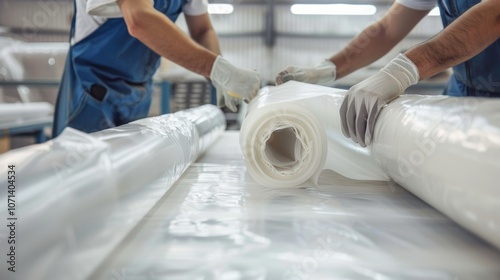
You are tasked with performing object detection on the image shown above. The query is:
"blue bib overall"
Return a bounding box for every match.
[53,0,187,136]
[438,0,500,97]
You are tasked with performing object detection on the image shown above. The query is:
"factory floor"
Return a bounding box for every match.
[89,132,500,280]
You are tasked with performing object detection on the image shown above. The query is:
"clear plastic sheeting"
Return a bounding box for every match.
[240,81,500,250]
[91,104,226,195]
[0,102,53,123]
[372,95,500,250]
[0,104,225,280]
[174,104,228,154]
[92,132,500,280]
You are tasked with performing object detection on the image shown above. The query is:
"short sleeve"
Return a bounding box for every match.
[87,0,153,18]
[183,0,209,16]
[396,0,437,10]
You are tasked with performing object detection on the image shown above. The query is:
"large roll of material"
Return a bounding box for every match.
[240,81,388,187]
[0,104,225,280]
[0,102,53,123]
[240,81,500,249]
[372,95,500,250]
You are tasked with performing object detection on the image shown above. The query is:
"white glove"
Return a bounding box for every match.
[275,60,337,86]
[210,56,261,112]
[339,53,419,147]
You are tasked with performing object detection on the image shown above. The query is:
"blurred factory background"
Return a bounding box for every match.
[0,0,446,151]
[3,2,500,279]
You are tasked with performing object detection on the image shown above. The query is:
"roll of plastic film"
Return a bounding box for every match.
[174,104,227,154]
[0,104,225,280]
[241,102,327,187]
[0,102,53,123]
[0,129,116,280]
[240,81,388,188]
[92,105,226,195]
[372,95,500,249]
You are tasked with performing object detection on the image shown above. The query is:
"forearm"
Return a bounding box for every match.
[186,14,221,56]
[406,0,500,80]
[331,22,400,79]
[118,0,217,78]
[191,28,221,55]
[331,3,429,79]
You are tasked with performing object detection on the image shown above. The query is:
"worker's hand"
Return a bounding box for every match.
[210,56,260,112]
[275,60,336,86]
[339,53,419,147]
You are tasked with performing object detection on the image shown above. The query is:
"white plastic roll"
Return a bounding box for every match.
[0,102,53,123]
[240,81,500,249]
[0,104,225,280]
[240,81,388,187]
[372,95,500,249]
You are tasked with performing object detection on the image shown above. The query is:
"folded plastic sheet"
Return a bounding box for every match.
[0,102,53,123]
[91,132,500,279]
[0,104,225,280]
[240,81,500,249]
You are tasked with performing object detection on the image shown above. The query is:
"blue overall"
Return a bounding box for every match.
[438,0,500,97]
[53,0,187,137]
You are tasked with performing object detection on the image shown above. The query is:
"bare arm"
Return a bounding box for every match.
[117,0,217,78]
[331,3,429,79]
[406,0,500,80]
[185,13,222,56]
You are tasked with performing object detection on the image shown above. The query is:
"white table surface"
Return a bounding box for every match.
[91,131,500,280]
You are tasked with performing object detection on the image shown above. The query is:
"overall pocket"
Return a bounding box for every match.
[68,85,114,133]
[109,81,152,125]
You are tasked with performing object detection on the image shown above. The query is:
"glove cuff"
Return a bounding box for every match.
[316,59,337,81]
[316,59,336,67]
[382,53,419,90]
[210,55,231,85]
[314,59,337,86]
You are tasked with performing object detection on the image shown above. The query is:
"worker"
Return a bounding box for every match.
[276,0,500,147]
[53,0,260,136]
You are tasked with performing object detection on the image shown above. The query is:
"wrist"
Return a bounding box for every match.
[315,59,337,85]
[209,55,226,83]
[382,53,419,90]
[317,59,336,67]
[207,55,223,81]
[205,54,219,79]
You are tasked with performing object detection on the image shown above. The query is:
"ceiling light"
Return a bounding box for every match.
[208,4,234,15]
[291,4,376,16]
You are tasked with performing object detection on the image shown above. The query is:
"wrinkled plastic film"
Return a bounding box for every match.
[372,95,500,249]
[240,81,500,249]
[90,105,226,195]
[0,129,116,280]
[0,104,225,280]
[173,104,227,155]
[240,81,388,188]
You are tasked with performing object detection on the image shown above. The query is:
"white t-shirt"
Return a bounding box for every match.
[396,0,437,10]
[74,0,208,44]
